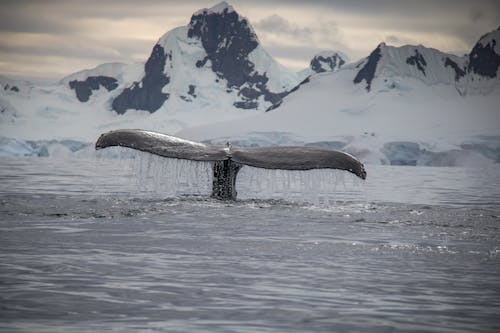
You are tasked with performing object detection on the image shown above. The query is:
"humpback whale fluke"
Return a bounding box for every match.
[96,129,366,200]
[95,129,227,161]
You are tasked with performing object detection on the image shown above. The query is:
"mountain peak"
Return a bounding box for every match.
[468,26,499,79]
[187,2,260,90]
[350,27,500,95]
[310,51,348,73]
[353,44,383,91]
[109,2,300,114]
[194,1,235,16]
[476,26,500,49]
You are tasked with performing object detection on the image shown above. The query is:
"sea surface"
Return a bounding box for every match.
[1,154,500,333]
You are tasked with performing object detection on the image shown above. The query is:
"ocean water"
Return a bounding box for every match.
[1,154,499,333]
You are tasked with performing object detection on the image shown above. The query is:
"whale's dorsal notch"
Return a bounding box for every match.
[95,129,366,200]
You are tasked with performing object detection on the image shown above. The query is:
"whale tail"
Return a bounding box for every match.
[96,129,366,200]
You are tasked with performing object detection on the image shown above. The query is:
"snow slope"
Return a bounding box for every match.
[179,67,500,166]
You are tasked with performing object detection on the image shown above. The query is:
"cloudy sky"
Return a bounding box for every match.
[1,0,499,80]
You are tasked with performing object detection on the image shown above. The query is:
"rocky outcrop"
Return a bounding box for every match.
[69,76,118,102]
[112,45,170,114]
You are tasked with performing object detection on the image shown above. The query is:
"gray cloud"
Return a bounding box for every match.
[469,8,485,23]
[248,0,500,43]
[0,0,499,78]
[254,14,347,61]
[255,15,312,38]
[0,37,153,62]
[265,44,326,61]
[385,35,402,44]
[0,0,198,35]
[0,1,75,34]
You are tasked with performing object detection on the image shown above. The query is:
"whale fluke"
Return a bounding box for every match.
[96,129,366,200]
[96,129,227,161]
[231,147,366,179]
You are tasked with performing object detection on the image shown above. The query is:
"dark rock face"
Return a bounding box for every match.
[188,85,197,98]
[69,76,118,102]
[310,54,345,73]
[188,8,258,87]
[181,85,197,102]
[4,84,20,92]
[444,57,466,81]
[233,101,259,109]
[265,77,310,112]
[406,49,427,76]
[187,7,286,109]
[112,44,170,114]
[468,38,500,78]
[353,44,382,91]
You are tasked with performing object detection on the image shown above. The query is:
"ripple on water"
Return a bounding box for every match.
[1,158,500,332]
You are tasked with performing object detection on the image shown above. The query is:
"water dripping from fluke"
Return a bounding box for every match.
[95,129,366,201]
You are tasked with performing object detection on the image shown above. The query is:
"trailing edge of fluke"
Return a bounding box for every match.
[95,129,366,200]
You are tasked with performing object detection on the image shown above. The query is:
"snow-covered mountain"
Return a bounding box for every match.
[308,51,348,75]
[110,2,301,114]
[0,2,498,166]
[352,26,500,95]
[178,27,500,166]
[0,2,302,142]
[295,51,349,82]
[60,62,142,103]
[352,43,465,91]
